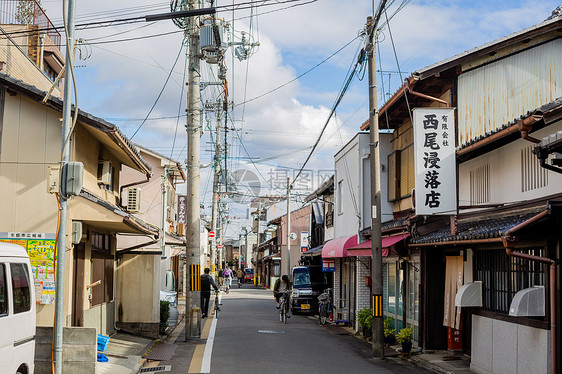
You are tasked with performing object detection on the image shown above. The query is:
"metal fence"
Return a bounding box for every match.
[0,0,61,48]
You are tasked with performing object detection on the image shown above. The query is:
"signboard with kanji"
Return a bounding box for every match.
[413,108,457,215]
[177,195,187,224]
[1,232,56,304]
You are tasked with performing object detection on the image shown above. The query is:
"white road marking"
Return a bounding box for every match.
[200,312,218,373]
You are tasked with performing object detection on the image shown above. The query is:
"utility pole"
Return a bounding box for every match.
[185,0,202,340]
[286,178,291,277]
[161,168,168,257]
[210,101,222,274]
[54,0,76,372]
[367,0,385,358]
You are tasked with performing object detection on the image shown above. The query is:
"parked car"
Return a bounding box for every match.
[0,242,36,374]
[244,268,254,283]
[291,266,329,314]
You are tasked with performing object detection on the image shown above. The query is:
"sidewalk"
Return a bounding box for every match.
[95,332,153,374]
[340,326,472,374]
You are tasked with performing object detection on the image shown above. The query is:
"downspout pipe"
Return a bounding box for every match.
[501,209,556,374]
[518,114,543,144]
[405,78,449,107]
[119,174,150,207]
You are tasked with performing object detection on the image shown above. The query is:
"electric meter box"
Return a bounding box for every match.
[64,161,84,196]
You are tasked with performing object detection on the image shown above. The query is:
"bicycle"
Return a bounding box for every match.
[213,290,221,318]
[278,290,291,324]
[317,288,333,325]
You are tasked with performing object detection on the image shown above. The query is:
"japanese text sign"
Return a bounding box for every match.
[177,195,187,224]
[413,108,457,215]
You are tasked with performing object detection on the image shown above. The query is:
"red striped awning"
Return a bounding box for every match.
[346,233,410,257]
[321,235,357,258]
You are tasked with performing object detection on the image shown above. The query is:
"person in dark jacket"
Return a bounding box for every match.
[201,267,219,318]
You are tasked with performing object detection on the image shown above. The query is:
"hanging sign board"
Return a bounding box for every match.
[300,231,308,252]
[413,108,457,215]
[322,258,335,272]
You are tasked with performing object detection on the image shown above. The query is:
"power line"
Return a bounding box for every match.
[130,39,185,140]
[233,35,360,108]
[291,40,366,188]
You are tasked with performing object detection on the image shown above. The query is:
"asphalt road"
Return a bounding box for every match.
[208,284,429,374]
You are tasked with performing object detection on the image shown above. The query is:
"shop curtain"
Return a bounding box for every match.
[443,256,463,329]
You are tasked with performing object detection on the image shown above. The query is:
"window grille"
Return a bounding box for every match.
[521,145,547,192]
[473,249,545,315]
[470,164,490,204]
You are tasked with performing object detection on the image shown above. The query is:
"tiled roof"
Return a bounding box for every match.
[410,207,547,244]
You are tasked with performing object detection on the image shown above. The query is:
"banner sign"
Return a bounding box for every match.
[413,108,457,215]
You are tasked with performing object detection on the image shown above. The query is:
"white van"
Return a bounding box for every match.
[0,242,36,374]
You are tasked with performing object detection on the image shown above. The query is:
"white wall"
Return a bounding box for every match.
[459,120,562,206]
[334,132,393,238]
[471,315,550,374]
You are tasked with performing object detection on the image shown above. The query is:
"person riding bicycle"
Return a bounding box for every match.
[201,267,219,318]
[224,267,232,288]
[273,275,291,309]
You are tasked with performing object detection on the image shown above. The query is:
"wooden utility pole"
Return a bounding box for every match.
[185,0,202,340]
[286,178,291,277]
[367,6,385,357]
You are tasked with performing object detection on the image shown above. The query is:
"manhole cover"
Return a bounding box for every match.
[258,330,285,334]
[139,366,171,373]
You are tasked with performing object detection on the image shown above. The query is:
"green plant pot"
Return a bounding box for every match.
[384,335,396,346]
[401,341,412,353]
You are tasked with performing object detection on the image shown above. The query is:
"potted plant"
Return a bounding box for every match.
[383,317,396,346]
[357,308,373,338]
[396,325,414,353]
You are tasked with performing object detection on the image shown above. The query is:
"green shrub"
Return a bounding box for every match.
[396,325,413,343]
[160,300,170,334]
[383,317,395,338]
[357,307,373,330]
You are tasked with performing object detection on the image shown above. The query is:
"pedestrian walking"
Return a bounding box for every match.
[237,268,244,286]
[201,267,218,318]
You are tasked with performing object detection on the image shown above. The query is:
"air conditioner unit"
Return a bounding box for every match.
[127,187,141,213]
[98,160,112,186]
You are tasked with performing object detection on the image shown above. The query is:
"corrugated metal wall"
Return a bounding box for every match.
[457,38,562,147]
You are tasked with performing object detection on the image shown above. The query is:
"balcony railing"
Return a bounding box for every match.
[0,0,61,48]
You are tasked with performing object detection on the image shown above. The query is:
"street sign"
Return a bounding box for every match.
[217,244,222,249]
[209,231,215,238]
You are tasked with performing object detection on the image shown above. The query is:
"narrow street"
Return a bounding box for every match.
[150,283,430,374]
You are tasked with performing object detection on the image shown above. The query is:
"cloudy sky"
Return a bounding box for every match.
[44,0,559,237]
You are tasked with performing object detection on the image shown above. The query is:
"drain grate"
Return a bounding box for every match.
[140,366,171,373]
[258,330,285,334]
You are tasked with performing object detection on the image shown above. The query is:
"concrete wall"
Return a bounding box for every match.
[83,301,115,337]
[459,120,562,205]
[35,326,96,374]
[471,314,550,374]
[116,254,159,328]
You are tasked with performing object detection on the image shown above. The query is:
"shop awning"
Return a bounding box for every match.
[321,235,357,258]
[347,233,410,257]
